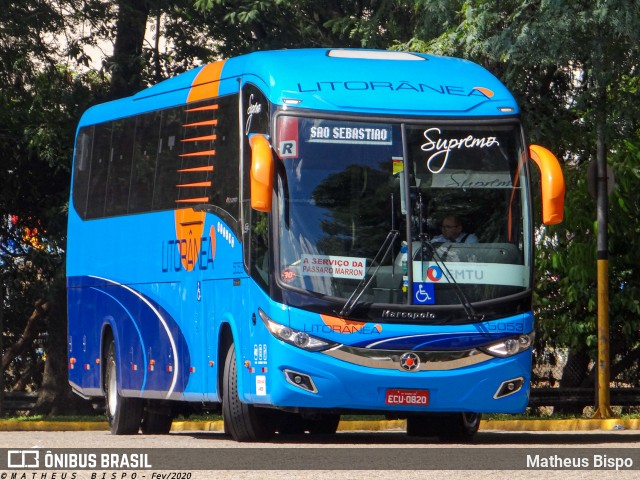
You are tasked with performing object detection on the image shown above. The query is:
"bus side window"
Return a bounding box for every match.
[85,123,112,219]
[153,108,182,210]
[104,118,135,216]
[72,127,93,218]
[129,112,161,214]
[206,94,240,226]
[250,210,270,289]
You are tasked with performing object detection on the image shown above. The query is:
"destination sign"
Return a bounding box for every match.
[307,121,393,145]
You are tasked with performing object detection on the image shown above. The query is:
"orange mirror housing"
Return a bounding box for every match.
[249,134,274,212]
[529,144,565,225]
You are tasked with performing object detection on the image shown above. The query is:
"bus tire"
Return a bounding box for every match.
[436,412,481,442]
[104,340,143,435]
[406,412,481,441]
[222,343,275,442]
[140,403,173,435]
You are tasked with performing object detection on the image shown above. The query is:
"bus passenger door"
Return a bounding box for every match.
[202,277,218,401]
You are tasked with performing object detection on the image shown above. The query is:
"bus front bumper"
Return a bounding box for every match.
[243,340,531,414]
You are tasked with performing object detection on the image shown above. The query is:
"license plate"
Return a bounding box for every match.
[385,389,430,405]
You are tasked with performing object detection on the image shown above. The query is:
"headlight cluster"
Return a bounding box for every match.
[482,333,534,358]
[259,309,336,352]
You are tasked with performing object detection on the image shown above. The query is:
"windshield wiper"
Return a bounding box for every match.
[339,192,400,318]
[338,229,399,318]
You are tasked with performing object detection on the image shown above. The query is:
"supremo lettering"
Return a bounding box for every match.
[421,127,500,174]
[162,237,214,272]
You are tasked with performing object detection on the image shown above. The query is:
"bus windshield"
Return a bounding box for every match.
[275,116,530,306]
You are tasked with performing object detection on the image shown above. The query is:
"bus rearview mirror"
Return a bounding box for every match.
[249,134,274,212]
[529,144,565,225]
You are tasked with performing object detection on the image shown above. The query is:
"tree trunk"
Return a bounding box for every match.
[108,0,150,99]
[1,299,48,372]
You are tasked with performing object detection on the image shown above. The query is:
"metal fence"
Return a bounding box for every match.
[530,347,640,413]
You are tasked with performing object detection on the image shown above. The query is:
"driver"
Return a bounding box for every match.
[431,214,478,244]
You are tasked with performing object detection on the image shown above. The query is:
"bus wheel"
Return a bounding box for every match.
[140,403,173,434]
[104,340,143,435]
[306,414,340,435]
[222,343,275,442]
[436,412,481,442]
[407,413,481,442]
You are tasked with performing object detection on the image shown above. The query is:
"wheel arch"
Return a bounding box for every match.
[217,322,234,398]
[100,321,116,393]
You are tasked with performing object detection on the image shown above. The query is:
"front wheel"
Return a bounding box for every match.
[104,340,143,435]
[222,343,276,442]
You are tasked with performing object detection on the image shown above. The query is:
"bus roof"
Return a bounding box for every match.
[79,49,518,126]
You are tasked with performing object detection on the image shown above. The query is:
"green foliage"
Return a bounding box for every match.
[1,1,109,399]
[398,1,640,383]
[3,0,640,406]
[193,0,423,52]
[0,65,106,395]
[535,138,640,364]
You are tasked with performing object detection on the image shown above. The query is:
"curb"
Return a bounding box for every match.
[0,420,110,432]
[0,418,637,432]
[481,418,640,432]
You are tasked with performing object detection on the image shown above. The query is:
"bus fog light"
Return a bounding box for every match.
[284,369,318,393]
[494,377,525,399]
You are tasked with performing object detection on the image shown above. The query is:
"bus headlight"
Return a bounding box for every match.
[259,309,337,352]
[482,333,534,358]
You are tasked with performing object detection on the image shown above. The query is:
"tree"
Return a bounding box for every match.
[108,0,151,98]
[3,0,640,415]
[193,0,425,54]
[1,1,107,414]
[399,0,640,396]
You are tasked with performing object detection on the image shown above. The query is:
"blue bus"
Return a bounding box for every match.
[67,49,564,441]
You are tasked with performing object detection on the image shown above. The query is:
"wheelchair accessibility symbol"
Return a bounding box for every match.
[413,282,435,305]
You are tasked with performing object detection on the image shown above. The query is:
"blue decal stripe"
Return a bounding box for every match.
[90,286,149,391]
[89,276,180,398]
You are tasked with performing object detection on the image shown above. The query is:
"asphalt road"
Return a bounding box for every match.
[2,428,640,480]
